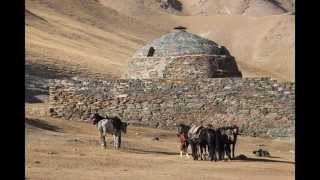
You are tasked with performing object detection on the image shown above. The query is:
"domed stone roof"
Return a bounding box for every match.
[133,28,222,57]
[127,27,242,79]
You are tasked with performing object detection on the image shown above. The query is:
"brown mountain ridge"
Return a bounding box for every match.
[26,0,294,81]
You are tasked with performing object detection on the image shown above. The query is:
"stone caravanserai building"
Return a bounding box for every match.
[127,26,242,79]
[49,27,295,137]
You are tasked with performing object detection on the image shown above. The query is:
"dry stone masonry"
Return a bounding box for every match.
[49,77,294,137]
[128,55,242,79]
[48,27,294,138]
[127,27,242,79]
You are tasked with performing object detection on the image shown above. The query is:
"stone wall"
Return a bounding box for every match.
[49,77,295,137]
[127,55,242,79]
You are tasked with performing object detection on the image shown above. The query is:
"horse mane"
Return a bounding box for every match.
[181,123,190,129]
[177,123,191,134]
[92,113,105,124]
[96,114,104,120]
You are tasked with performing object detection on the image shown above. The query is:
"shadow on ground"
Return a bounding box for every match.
[121,148,294,164]
[25,63,72,103]
[234,156,294,164]
[25,63,73,79]
[25,118,64,133]
[124,147,179,155]
[25,89,47,103]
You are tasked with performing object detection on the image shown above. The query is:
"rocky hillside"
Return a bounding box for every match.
[26,0,294,91]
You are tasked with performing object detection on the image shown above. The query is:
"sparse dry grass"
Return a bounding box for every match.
[26,103,294,180]
[25,1,295,179]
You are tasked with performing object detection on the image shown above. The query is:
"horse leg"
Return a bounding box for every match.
[179,142,183,158]
[204,145,208,160]
[100,131,106,149]
[101,135,106,149]
[191,142,198,160]
[199,145,204,160]
[112,135,115,149]
[217,145,224,161]
[116,136,119,150]
[118,133,121,149]
[202,145,207,160]
[194,143,198,160]
[211,139,217,162]
[202,145,206,160]
[213,149,217,162]
[185,150,189,158]
[181,141,187,158]
[232,142,236,159]
[208,144,214,161]
[186,144,190,159]
[205,145,209,160]
[113,135,117,149]
[195,145,200,160]
[221,146,226,161]
[225,144,232,160]
[186,142,190,158]
[183,142,188,158]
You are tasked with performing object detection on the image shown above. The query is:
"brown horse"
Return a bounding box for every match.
[176,123,191,158]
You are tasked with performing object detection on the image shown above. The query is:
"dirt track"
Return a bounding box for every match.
[26,103,294,180]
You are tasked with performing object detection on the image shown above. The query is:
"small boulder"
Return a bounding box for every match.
[253,149,271,157]
[152,137,160,141]
[48,151,57,155]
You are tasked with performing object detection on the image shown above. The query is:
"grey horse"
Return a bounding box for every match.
[91,113,128,149]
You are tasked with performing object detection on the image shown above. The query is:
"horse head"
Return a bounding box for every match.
[121,122,129,134]
[177,123,190,135]
[91,113,104,125]
[232,125,239,135]
[219,125,239,142]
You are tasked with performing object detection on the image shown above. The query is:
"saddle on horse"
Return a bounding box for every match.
[188,125,204,140]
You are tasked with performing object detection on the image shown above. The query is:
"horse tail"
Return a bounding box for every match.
[121,128,124,133]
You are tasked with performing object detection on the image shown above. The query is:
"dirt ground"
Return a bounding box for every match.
[26,103,294,180]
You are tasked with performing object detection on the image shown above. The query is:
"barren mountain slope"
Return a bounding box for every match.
[98,0,294,16]
[26,0,173,78]
[179,0,287,16]
[179,14,294,80]
[26,0,294,81]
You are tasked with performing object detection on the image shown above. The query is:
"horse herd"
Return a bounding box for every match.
[90,113,239,162]
[177,123,239,161]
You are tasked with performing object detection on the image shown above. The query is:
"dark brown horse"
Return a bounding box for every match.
[187,125,205,160]
[219,125,239,159]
